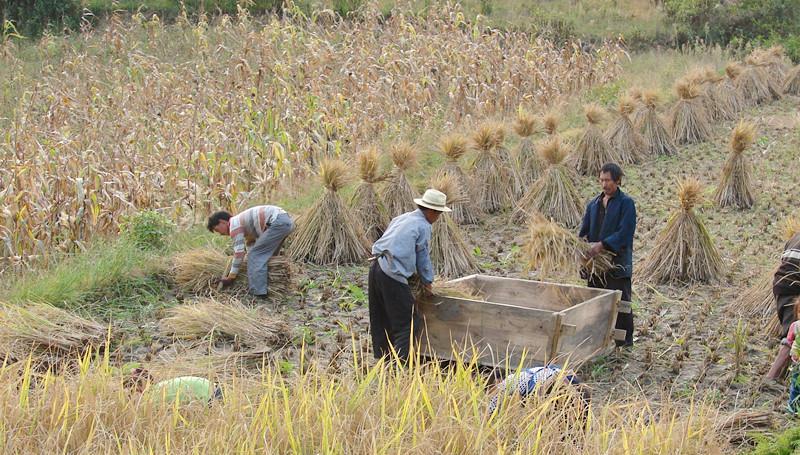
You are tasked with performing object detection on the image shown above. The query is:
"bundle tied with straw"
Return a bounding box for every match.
[381,142,419,218]
[628,87,649,130]
[172,248,293,301]
[0,301,107,370]
[493,123,527,199]
[669,80,712,145]
[522,213,616,280]
[159,297,290,348]
[409,275,486,303]
[429,173,479,278]
[735,58,776,106]
[512,137,583,227]
[290,159,370,265]
[640,178,724,283]
[714,121,757,209]
[641,91,677,157]
[731,215,800,336]
[438,134,481,225]
[605,96,646,164]
[574,103,618,175]
[710,64,744,120]
[514,110,543,185]
[784,64,800,96]
[543,112,560,137]
[747,47,788,94]
[470,123,513,213]
[350,146,390,242]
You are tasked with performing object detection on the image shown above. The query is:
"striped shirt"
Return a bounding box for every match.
[229,205,287,276]
[488,366,579,413]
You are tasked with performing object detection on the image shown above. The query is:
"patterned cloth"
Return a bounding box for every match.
[371,209,434,285]
[488,366,579,414]
[228,205,287,276]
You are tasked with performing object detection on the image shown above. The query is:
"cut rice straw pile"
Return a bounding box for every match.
[522,214,615,280]
[382,142,419,217]
[629,87,648,130]
[714,121,757,209]
[159,298,290,348]
[513,137,583,227]
[471,123,512,213]
[429,174,479,278]
[574,103,618,175]
[438,134,481,225]
[641,91,676,156]
[350,147,390,242]
[514,110,543,185]
[670,80,712,145]
[409,275,485,302]
[605,96,646,164]
[0,301,107,369]
[735,59,775,106]
[290,159,371,265]
[784,65,800,95]
[639,178,724,284]
[171,248,293,300]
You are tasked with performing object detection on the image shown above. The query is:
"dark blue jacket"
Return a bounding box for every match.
[579,188,637,279]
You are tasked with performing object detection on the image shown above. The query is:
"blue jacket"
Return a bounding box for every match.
[579,188,637,279]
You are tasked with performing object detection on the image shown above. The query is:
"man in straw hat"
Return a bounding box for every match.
[369,189,451,362]
[579,163,637,347]
[207,205,294,298]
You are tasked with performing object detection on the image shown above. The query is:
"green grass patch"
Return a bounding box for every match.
[750,426,800,455]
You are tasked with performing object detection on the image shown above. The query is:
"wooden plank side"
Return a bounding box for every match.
[555,291,619,364]
[471,275,608,312]
[418,297,557,366]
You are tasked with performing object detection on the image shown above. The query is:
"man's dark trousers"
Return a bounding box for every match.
[588,274,633,346]
[368,261,420,361]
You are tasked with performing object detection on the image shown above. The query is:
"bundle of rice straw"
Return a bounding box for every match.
[493,124,527,199]
[748,47,789,93]
[574,103,618,175]
[640,178,724,283]
[350,146,390,242]
[409,275,486,302]
[438,134,482,225]
[735,58,777,106]
[290,159,370,265]
[172,248,294,300]
[381,142,419,217]
[683,68,719,121]
[543,112,560,137]
[605,96,646,164]
[522,214,615,279]
[470,123,513,213]
[710,64,744,120]
[714,121,757,209]
[669,80,712,145]
[0,301,106,369]
[641,91,677,157]
[731,215,800,336]
[784,65,800,95]
[159,297,290,348]
[629,87,649,130]
[512,137,583,227]
[514,110,543,185]
[429,173,479,278]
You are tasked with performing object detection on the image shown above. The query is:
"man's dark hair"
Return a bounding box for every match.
[599,163,624,184]
[207,211,232,232]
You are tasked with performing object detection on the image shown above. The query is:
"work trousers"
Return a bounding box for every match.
[588,275,633,346]
[247,213,294,296]
[368,261,420,362]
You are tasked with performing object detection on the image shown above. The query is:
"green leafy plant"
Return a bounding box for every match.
[122,210,175,251]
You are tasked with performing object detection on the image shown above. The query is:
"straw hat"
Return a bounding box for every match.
[414,189,452,213]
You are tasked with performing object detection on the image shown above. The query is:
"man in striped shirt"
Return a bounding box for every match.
[207,205,294,297]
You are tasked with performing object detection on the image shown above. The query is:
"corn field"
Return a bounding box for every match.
[0,2,625,272]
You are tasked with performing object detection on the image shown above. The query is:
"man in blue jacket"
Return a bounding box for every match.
[579,163,637,347]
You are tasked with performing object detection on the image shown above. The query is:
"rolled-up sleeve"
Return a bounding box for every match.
[415,226,434,284]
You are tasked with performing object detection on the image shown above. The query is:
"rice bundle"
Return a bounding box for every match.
[512,137,583,227]
[409,276,486,302]
[735,59,776,106]
[350,147,390,242]
[514,110,543,185]
[714,121,757,209]
[711,65,744,120]
[172,248,294,300]
[0,301,106,368]
[159,298,290,348]
[381,142,419,217]
[669,80,712,145]
[470,123,513,213]
[641,91,677,157]
[290,159,371,265]
[605,96,646,164]
[522,214,615,279]
[438,134,482,225]
[574,103,618,175]
[639,178,724,283]
[747,47,788,94]
[428,173,479,278]
[629,87,649,130]
[684,68,720,120]
[784,65,800,95]
[543,113,560,137]
[493,124,527,199]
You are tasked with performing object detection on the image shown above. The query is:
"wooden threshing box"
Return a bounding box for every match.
[418,275,623,367]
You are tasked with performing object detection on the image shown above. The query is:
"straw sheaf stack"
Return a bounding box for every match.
[429,173,479,278]
[714,121,757,209]
[471,123,513,213]
[641,91,677,157]
[574,103,618,175]
[670,80,712,145]
[514,110,543,185]
[438,134,482,225]
[350,147,390,242]
[382,142,420,218]
[605,96,646,164]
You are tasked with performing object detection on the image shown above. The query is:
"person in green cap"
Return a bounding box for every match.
[127,368,222,405]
